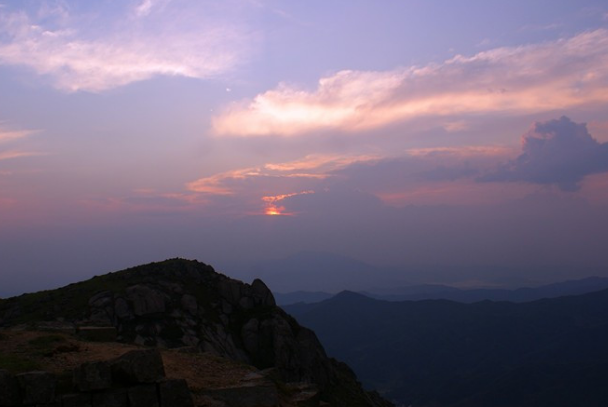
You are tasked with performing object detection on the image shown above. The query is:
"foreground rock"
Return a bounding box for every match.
[0,349,193,407]
[0,259,393,407]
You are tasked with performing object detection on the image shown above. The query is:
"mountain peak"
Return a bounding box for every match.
[0,259,393,407]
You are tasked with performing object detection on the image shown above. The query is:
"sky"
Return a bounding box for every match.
[1,0,608,296]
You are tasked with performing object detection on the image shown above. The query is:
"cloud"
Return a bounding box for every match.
[185,154,382,215]
[480,116,608,191]
[0,2,253,92]
[0,151,45,161]
[262,190,314,216]
[0,125,42,161]
[0,126,35,143]
[186,154,378,196]
[184,147,516,215]
[82,189,210,216]
[213,29,608,137]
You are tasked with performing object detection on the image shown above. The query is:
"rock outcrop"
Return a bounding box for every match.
[0,258,393,407]
[0,349,193,407]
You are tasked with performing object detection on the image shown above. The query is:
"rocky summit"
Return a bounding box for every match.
[0,258,393,407]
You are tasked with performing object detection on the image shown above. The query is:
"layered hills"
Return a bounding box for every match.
[0,258,392,407]
[287,289,608,407]
[275,276,608,305]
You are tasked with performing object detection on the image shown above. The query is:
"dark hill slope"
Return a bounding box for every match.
[292,290,608,407]
[0,259,391,407]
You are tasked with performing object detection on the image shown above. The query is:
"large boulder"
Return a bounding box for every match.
[126,285,166,316]
[73,360,112,391]
[158,379,194,407]
[16,371,56,405]
[111,349,165,384]
[91,388,128,407]
[61,393,92,407]
[0,369,21,406]
[251,279,276,307]
[127,384,159,407]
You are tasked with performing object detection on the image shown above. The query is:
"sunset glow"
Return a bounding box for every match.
[264,205,285,216]
[1,0,608,299]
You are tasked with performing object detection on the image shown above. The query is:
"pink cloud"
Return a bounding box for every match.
[0,3,252,92]
[213,30,608,137]
[81,189,210,215]
[186,154,379,196]
[0,127,35,142]
[0,151,45,160]
[0,126,43,161]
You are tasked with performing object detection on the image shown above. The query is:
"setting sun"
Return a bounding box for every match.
[264,205,284,216]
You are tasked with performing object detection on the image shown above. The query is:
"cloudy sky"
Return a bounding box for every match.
[1,0,608,296]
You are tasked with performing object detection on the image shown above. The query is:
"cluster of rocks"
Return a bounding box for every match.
[0,259,394,407]
[0,349,193,407]
[81,261,335,388]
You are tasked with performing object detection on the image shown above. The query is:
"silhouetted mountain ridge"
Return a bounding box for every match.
[290,288,608,406]
[277,275,608,305]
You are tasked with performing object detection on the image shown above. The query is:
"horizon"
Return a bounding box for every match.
[1,1,608,297]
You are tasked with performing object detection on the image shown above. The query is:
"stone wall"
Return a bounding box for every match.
[0,349,193,407]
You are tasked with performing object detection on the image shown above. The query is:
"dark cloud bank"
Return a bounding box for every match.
[481,116,608,191]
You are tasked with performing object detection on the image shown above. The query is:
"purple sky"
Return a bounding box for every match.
[1,0,608,296]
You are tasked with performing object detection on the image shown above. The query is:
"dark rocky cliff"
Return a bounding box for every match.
[0,258,392,407]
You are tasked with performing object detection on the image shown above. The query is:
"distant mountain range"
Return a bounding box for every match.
[240,250,607,295]
[276,276,608,305]
[285,289,608,406]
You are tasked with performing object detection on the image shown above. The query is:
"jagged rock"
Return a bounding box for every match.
[16,371,56,405]
[0,259,394,407]
[239,296,255,310]
[88,291,115,325]
[111,349,165,384]
[127,384,159,407]
[113,297,132,320]
[251,279,276,307]
[180,294,198,315]
[158,379,194,407]
[73,360,112,391]
[294,326,333,386]
[91,388,128,407]
[126,285,166,316]
[202,383,279,407]
[218,280,242,306]
[61,393,92,407]
[290,383,320,407]
[88,291,113,309]
[0,369,21,406]
[241,318,260,354]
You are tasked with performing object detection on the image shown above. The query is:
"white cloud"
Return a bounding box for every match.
[213,29,608,137]
[134,0,170,18]
[135,0,155,17]
[0,2,253,92]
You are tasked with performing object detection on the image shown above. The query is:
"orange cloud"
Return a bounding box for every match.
[187,154,378,196]
[262,190,314,216]
[213,29,608,137]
